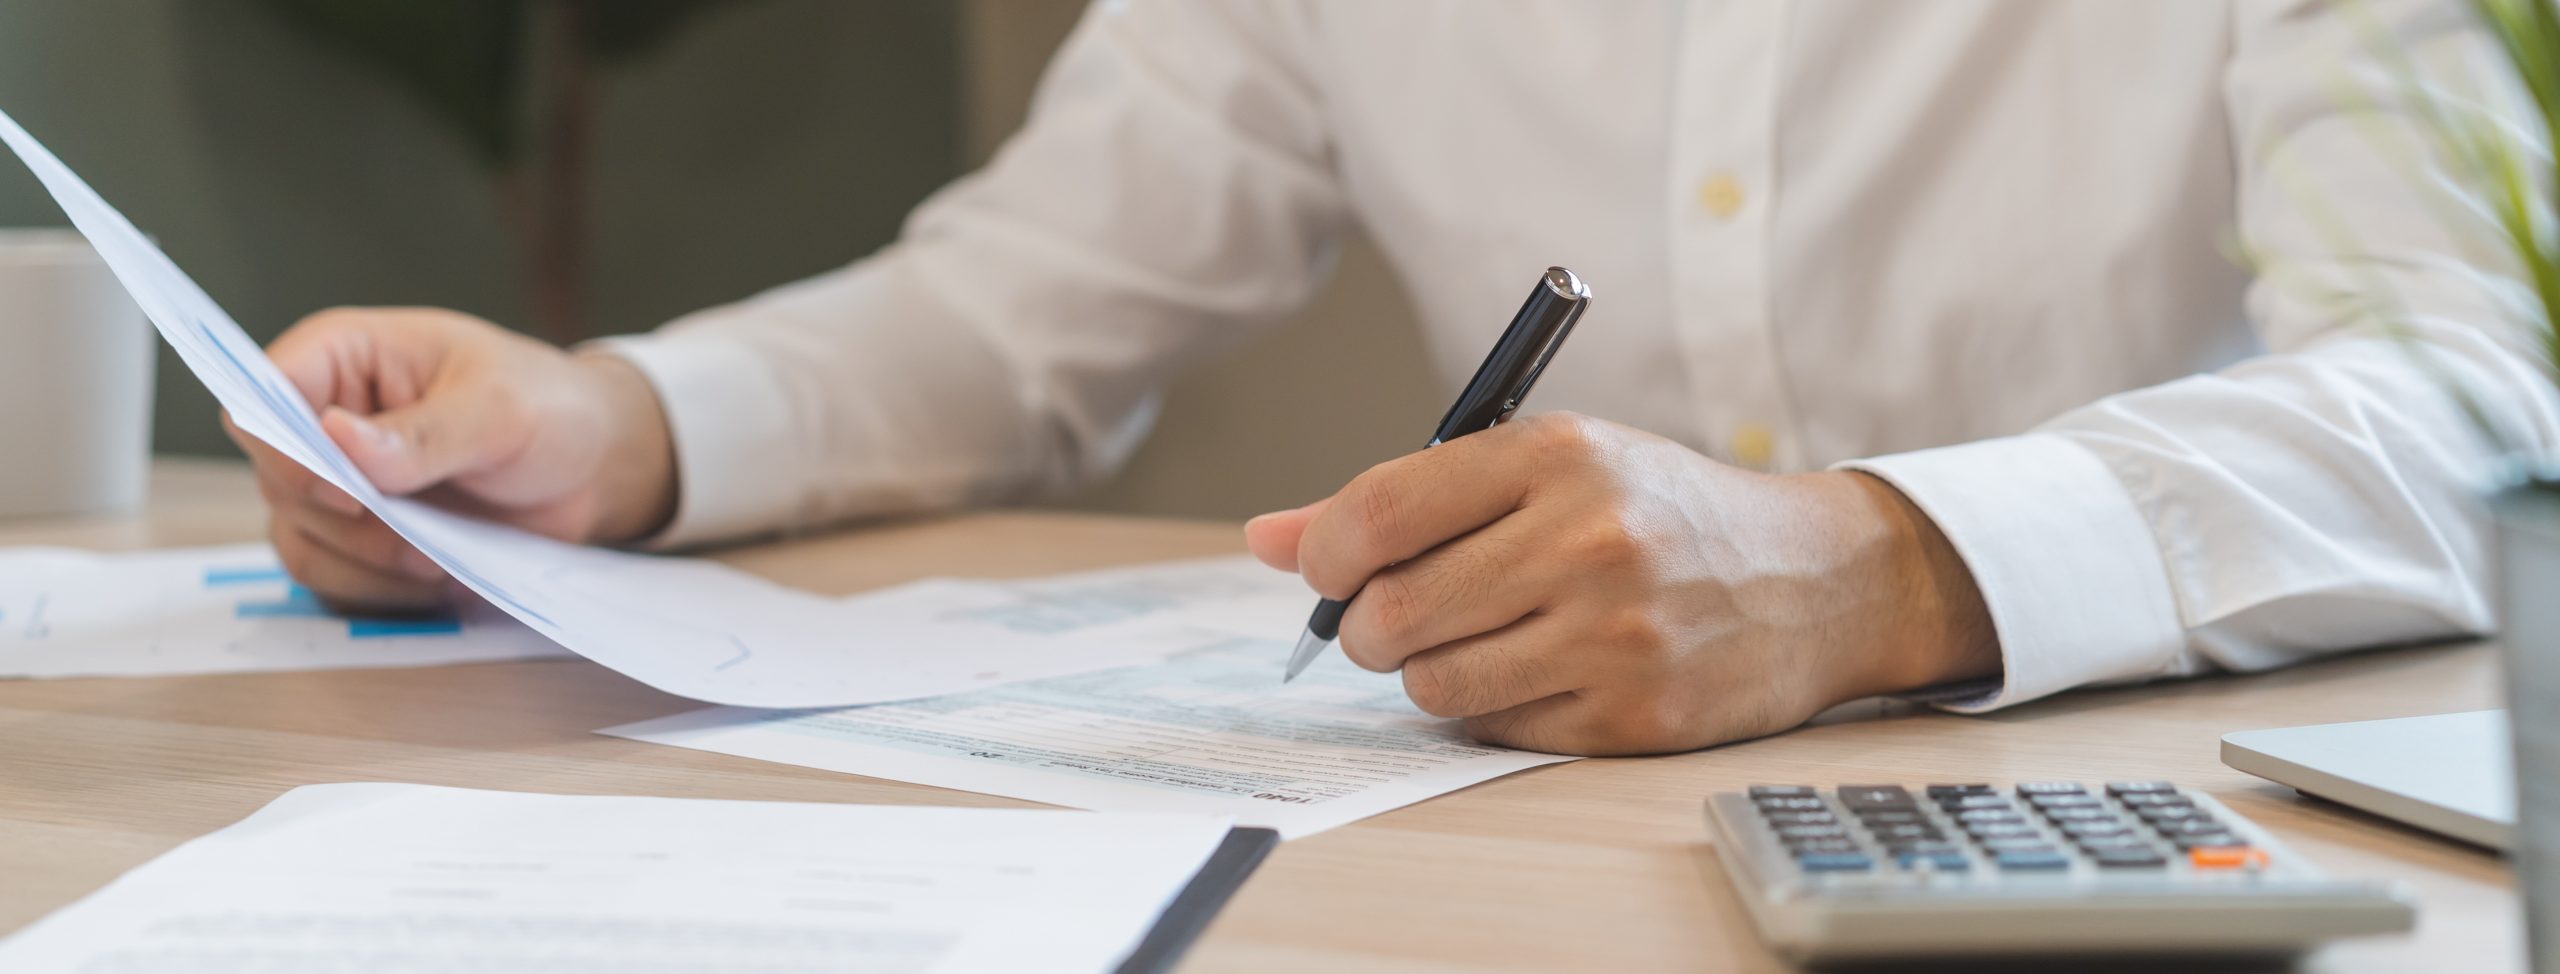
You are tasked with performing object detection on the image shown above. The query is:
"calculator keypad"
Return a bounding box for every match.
[1737,781,2273,879]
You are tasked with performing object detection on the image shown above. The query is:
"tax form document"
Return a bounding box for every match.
[0,105,1226,708]
[602,641,1580,839]
[0,783,1236,974]
[0,543,565,677]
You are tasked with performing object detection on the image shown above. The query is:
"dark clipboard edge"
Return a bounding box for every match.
[1114,827,1281,974]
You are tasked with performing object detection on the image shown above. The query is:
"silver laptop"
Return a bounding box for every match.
[2221,710,2515,850]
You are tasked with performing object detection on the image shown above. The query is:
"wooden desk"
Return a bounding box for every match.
[0,459,2522,971]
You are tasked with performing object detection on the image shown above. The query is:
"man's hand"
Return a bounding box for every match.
[225,307,677,612]
[1243,412,1999,756]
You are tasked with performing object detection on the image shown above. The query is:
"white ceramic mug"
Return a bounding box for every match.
[0,228,152,519]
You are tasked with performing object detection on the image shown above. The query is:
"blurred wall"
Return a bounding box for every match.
[0,0,961,461]
[0,0,1436,523]
[960,1,1441,520]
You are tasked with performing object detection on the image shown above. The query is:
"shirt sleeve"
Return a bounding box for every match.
[1843,0,2560,712]
[598,0,1351,549]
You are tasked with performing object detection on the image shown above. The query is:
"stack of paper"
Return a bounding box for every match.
[0,783,1242,973]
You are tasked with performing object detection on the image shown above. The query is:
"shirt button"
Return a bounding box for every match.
[1731,422,1775,470]
[1697,173,1746,220]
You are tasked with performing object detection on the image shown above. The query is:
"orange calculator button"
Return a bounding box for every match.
[2189,846,2270,869]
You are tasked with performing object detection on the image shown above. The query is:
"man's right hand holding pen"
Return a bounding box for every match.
[1242,409,2002,756]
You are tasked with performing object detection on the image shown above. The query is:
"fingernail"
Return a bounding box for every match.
[1248,501,1319,527]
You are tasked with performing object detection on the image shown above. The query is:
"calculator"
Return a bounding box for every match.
[1703,782,2415,962]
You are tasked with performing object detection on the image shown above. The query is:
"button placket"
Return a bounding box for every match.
[1663,0,1796,471]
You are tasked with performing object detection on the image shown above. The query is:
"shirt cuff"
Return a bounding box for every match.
[1836,435,2188,713]
[586,331,801,550]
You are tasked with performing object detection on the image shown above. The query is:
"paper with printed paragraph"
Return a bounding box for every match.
[0,783,1235,973]
[0,104,1296,708]
[602,639,1580,839]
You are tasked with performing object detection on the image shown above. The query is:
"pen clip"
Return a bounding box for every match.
[1501,296,1585,419]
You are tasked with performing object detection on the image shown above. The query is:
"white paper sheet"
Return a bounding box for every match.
[0,543,566,677]
[0,106,1251,708]
[0,783,1237,973]
[602,640,1579,839]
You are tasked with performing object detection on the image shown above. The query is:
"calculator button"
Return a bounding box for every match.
[2137,805,2209,824]
[1856,810,1926,827]
[2016,782,2088,796]
[1755,796,1827,813]
[1995,850,2073,871]
[1926,783,1995,799]
[1941,795,2013,811]
[2106,781,2178,796]
[2154,818,2229,837]
[2174,832,2249,850]
[2091,847,2170,868]
[1797,853,1875,872]
[2189,846,2271,870]
[1883,839,1964,856]
[1750,785,1818,798]
[2028,793,2105,811]
[1761,811,1839,827]
[2073,833,2156,852]
[1895,851,1972,872]
[1954,808,2026,825]
[2062,823,2138,842]
[1789,837,1862,855]
[1776,824,1851,841]
[1978,837,2061,855]
[1965,822,2041,841]
[1869,823,1945,844]
[1838,786,1917,810]
[2115,792,2193,808]
[2041,806,2117,823]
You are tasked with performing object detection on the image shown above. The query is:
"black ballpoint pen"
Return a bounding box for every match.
[1283,266,1592,681]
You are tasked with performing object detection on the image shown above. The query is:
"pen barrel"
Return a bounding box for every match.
[1428,266,1590,445]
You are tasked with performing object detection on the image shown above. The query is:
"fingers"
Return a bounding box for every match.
[1397,613,1584,718]
[1336,511,1551,672]
[270,516,448,613]
[1295,414,1572,599]
[266,483,444,585]
[1459,690,1698,758]
[226,411,362,517]
[1243,498,1329,571]
[268,308,531,497]
[324,394,519,497]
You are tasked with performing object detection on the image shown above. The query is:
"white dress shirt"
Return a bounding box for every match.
[605,0,2557,711]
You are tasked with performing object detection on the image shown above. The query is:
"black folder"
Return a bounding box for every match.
[1115,827,1282,974]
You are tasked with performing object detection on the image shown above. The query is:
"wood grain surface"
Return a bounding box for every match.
[0,459,2521,971]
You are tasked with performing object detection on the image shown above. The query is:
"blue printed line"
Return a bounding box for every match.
[348,617,463,639]
[234,584,330,620]
[713,637,753,672]
[203,565,290,587]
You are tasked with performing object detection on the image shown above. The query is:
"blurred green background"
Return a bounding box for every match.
[0,0,964,460]
[0,0,1439,521]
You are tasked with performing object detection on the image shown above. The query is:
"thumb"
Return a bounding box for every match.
[1243,496,1333,572]
[322,397,512,497]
